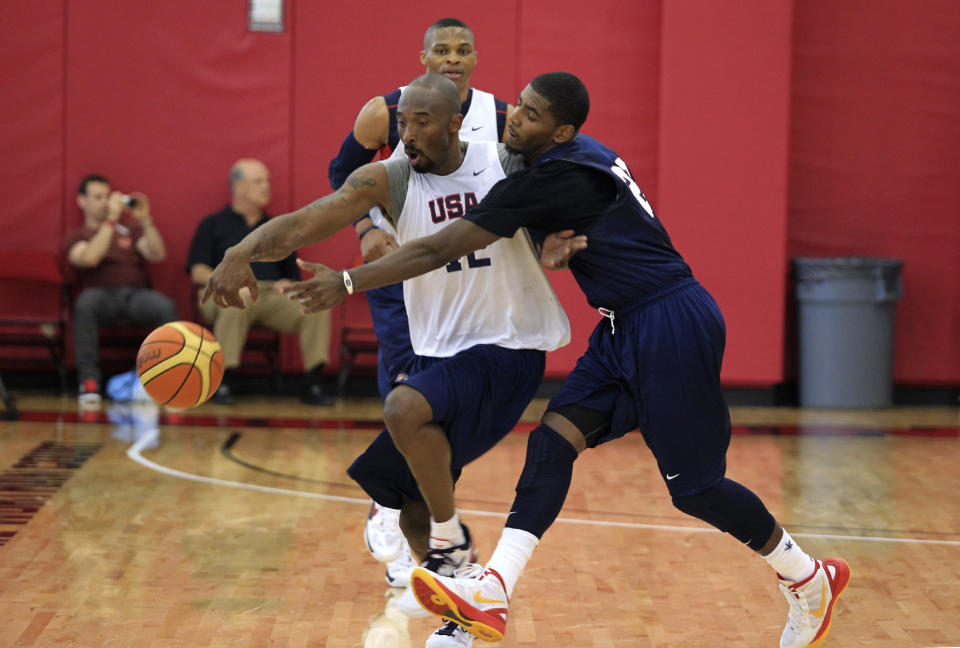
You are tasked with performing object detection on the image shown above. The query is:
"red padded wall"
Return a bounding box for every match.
[658,0,794,386]
[789,0,960,384]
[1,1,65,253]
[0,2,66,334]
[63,1,293,323]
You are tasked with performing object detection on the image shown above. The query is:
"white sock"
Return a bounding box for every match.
[762,529,817,582]
[429,511,465,549]
[377,504,400,518]
[486,528,539,598]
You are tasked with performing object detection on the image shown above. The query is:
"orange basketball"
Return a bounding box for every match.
[136,321,223,409]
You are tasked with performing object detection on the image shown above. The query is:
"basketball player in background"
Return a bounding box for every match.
[202,74,579,646]
[327,17,514,601]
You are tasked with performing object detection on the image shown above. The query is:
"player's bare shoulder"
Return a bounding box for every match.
[497,143,525,176]
[343,162,388,195]
[342,162,394,219]
[353,96,390,149]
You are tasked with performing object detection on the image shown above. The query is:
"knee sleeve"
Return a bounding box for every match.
[671,478,776,550]
[549,403,611,448]
[507,424,579,539]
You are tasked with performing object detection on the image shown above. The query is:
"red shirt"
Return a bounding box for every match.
[64,221,150,290]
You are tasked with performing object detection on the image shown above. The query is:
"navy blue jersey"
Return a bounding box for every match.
[465,134,692,309]
[383,88,403,152]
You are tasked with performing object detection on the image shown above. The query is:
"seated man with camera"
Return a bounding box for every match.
[64,174,178,406]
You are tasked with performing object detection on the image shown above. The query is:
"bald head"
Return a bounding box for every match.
[229,158,271,212]
[402,74,461,118]
[395,75,465,175]
[230,158,266,191]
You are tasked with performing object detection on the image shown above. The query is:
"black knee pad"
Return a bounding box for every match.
[515,423,578,490]
[548,403,611,448]
[671,478,775,550]
[507,424,579,538]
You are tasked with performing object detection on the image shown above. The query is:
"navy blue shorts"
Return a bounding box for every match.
[347,345,546,509]
[547,278,731,497]
[365,282,417,399]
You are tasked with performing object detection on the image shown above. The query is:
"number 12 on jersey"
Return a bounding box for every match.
[446,252,491,272]
[610,157,655,219]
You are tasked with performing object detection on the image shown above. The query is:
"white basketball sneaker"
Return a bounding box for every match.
[411,564,509,643]
[364,502,403,563]
[779,557,852,648]
[384,540,418,588]
[392,523,478,619]
[426,621,474,647]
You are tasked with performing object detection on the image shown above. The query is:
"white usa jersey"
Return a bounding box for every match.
[383,142,570,357]
[458,88,501,143]
[370,88,503,236]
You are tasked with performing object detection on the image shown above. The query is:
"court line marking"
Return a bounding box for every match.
[127,430,960,547]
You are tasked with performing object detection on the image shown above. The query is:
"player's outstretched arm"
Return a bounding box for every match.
[201,163,390,309]
[283,218,500,313]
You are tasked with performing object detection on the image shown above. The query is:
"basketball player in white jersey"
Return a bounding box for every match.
[328,20,515,590]
[203,74,576,645]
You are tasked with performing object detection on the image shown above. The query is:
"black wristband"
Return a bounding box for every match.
[353,214,373,226]
[358,224,379,241]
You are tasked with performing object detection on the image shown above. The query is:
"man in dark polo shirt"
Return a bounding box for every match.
[187,158,332,405]
[65,174,179,407]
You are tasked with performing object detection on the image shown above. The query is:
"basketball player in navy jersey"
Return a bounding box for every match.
[328,19,514,592]
[285,72,851,648]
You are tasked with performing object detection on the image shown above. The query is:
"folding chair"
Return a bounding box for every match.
[0,249,69,398]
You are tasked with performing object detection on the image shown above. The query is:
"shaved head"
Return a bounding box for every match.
[402,74,461,118]
[396,74,464,174]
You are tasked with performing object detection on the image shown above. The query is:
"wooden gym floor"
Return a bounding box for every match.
[1,394,959,647]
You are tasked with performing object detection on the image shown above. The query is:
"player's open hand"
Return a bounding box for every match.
[361,227,399,262]
[200,253,258,309]
[278,259,347,313]
[541,230,587,270]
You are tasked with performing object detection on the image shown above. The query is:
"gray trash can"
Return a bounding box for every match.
[793,257,903,408]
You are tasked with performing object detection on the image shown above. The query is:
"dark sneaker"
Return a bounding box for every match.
[212,383,234,405]
[301,382,334,406]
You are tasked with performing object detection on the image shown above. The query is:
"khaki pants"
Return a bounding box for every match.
[198,281,331,371]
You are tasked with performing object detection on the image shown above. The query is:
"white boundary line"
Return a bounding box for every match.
[128,429,960,547]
